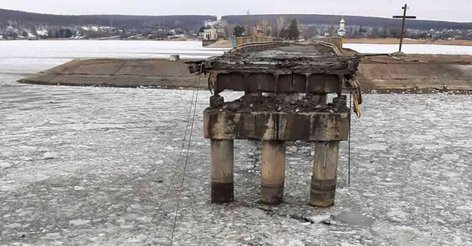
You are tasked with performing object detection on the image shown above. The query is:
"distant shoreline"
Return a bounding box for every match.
[207,38,472,48]
[1,38,471,47]
[0,39,200,42]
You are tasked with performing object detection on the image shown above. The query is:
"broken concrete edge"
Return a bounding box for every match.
[18,76,472,94]
[199,42,359,78]
[17,58,208,89]
[17,76,206,89]
[17,56,472,93]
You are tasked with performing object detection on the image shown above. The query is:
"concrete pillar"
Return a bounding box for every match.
[210,139,234,203]
[261,140,286,205]
[310,141,340,207]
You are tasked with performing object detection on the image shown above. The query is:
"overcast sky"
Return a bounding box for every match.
[1,0,470,22]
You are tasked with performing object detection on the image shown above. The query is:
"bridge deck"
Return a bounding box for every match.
[194,42,360,94]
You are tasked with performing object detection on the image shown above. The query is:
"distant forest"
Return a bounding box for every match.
[1,8,471,40]
[222,14,472,31]
[0,9,216,31]
[2,8,471,32]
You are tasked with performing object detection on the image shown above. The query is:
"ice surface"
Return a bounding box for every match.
[1,42,472,245]
[344,43,472,55]
[0,40,227,75]
[1,41,472,76]
[1,73,471,245]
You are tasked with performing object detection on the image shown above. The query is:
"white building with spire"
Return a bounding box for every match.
[337,18,346,37]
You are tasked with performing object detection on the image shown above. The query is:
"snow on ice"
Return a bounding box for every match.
[0,42,471,245]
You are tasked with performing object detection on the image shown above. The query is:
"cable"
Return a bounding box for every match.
[348,88,352,187]
[170,73,201,244]
[151,72,200,225]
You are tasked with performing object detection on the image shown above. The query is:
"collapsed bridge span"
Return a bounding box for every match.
[189,42,361,207]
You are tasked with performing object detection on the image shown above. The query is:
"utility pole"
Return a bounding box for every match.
[393,4,416,53]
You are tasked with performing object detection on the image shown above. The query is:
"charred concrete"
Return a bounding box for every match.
[190,41,360,207]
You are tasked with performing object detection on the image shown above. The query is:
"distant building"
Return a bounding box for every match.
[337,18,346,37]
[203,28,218,40]
[254,19,271,37]
[202,19,227,46]
[204,20,219,27]
[203,19,227,39]
[36,29,48,38]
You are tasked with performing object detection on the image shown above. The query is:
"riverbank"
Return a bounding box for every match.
[357,54,472,93]
[205,39,472,49]
[19,54,472,93]
[19,59,207,89]
[344,38,472,46]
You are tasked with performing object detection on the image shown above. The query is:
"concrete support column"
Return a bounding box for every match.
[261,140,286,205]
[310,141,340,207]
[210,139,234,203]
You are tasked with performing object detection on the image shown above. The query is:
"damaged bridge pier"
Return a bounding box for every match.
[210,139,234,203]
[190,42,360,207]
[261,140,286,205]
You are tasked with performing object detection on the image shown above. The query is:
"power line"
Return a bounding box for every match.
[348,88,352,186]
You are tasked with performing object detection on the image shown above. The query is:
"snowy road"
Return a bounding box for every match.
[1,71,471,245]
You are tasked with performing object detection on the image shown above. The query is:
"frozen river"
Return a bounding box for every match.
[0,41,472,245]
[343,43,472,55]
[1,40,471,76]
[0,40,227,75]
[1,40,472,76]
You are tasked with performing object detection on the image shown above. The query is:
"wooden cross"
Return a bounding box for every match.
[393,4,417,52]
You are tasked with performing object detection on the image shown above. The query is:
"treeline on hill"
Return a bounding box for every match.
[1,8,471,40]
[0,9,216,30]
[0,8,216,39]
[222,14,472,31]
